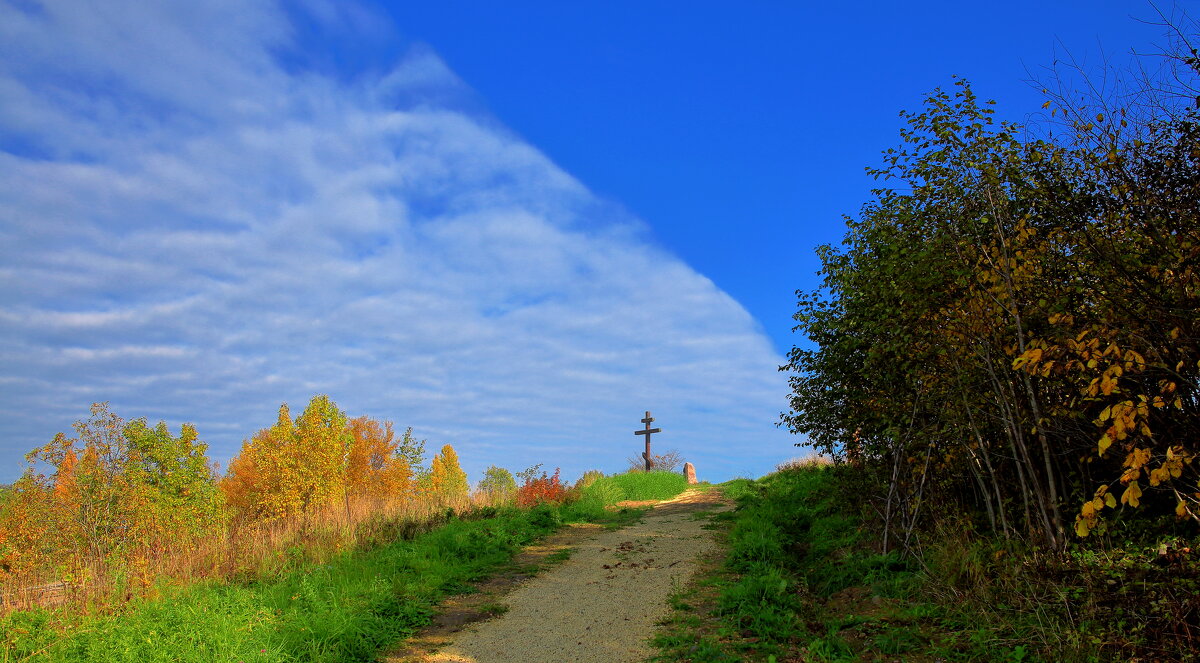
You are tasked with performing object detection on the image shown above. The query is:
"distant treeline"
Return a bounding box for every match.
[0,396,485,598]
[783,40,1199,549]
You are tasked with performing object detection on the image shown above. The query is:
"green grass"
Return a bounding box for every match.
[651,467,1052,662]
[1,501,638,663]
[591,470,691,501]
[567,470,691,520]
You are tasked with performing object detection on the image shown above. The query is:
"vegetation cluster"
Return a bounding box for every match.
[778,20,1200,660]
[654,464,1196,662]
[0,397,476,612]
[2,476,685,662]
[0,389,693,662]
[0,396,687,624]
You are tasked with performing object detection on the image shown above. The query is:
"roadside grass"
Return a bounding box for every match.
[650,466,1068,663]
[2,471,691,663]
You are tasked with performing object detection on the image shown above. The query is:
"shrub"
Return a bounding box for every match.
[515,468,567,507]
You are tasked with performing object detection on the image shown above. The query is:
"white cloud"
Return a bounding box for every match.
[0,0,798,484]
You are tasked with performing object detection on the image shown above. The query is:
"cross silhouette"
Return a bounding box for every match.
[634,411,662,472]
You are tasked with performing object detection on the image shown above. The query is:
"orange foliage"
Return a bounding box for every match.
[346,416,412,500]
[0,395,519,616]
[221,397,415,519]
[516,467,567,506]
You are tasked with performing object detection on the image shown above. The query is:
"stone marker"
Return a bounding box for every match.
[683,461,698,484]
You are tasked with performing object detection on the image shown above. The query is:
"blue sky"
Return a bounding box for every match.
[0,0,1189,484]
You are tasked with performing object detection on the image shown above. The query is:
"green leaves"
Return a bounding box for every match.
[782,71,1200,548]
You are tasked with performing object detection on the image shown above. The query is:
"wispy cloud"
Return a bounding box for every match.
[0,0,796,483]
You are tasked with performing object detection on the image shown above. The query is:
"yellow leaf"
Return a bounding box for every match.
[1121,481,1142,507]
[1105,492,1117,508]
[1042,100,1051,110]
[1149,467,1167,486]
[1128,447,1151,469]
[1098,433,1113,456]
[1177,501,1188,518]
[1075,517,1090,537]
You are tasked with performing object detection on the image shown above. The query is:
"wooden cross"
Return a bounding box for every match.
[634,411,662,472]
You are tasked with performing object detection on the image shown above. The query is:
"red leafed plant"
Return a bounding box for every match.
[515,467,567,506]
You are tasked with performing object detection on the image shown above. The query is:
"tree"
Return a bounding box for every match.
[782,63,1199,550]
[345,416,412,500]
[429,444,469,505]
[222,395,353,518]
[477,465,517,502]
[1,403,225,579]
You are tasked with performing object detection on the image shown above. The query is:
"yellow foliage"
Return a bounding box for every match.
[1121,481,1143,508]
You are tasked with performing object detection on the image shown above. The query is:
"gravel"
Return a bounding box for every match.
[421,488,731,663]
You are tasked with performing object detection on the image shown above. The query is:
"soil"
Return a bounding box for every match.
[382,488,732,663]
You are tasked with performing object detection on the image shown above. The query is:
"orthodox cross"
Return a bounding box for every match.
[634,411,662,472]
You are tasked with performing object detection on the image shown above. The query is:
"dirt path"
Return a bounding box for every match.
[384,488,732,663]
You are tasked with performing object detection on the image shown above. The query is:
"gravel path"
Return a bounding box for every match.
[403,488,731,663]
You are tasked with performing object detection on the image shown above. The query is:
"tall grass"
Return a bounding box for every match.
[1,493,472,615]
[2,469,692,662]
[2,501,614,662]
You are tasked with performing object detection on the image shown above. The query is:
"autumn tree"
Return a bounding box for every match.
[0,403,224,579]
[222,396,352,518]
[345,415,412,500]
[783,54,1199,550]
[429,444,469,505]
[223,396,419,518]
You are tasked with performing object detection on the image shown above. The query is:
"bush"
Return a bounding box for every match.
[515,468,567,507]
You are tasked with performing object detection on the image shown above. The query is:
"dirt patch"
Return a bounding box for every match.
[384,522,606,660]
[384,488,731,663]
[611,499,659,509]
